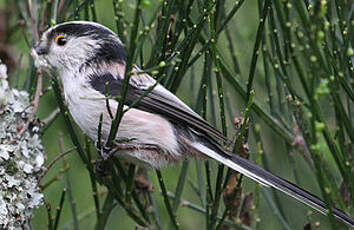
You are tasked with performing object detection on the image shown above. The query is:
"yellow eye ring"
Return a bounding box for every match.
[55,34,66,46]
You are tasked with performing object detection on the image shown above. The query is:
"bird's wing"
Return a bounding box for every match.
[88,70,229,144]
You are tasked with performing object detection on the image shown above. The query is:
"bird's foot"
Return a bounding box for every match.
[94,142,114,176]
[95,154,112,177]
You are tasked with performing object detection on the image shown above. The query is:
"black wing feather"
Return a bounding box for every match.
[89,72,229,144]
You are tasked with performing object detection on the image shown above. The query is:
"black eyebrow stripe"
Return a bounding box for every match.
[49,23,115,39]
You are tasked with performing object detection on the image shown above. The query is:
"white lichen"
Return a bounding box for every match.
[0,59,45,230]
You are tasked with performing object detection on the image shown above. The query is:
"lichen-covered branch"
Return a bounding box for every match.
[0,60,44,229]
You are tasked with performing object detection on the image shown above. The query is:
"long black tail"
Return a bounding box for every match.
[191,142,354,227]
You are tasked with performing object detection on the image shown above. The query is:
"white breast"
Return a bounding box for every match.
[60,71,181,167]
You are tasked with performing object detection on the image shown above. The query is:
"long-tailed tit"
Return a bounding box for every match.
[31,21,353,227]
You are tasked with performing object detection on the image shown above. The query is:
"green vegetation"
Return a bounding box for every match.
[0,0,352,229]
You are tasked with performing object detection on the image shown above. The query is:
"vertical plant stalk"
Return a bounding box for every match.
[148,0,176,67]
[52,0,59,22]
[125,164,136,203]
[112,0,127,44]
[85,137,101,227]
[63,171,79,230]
[252,125,262,229]
[89,0,97,21]
[46,201,54,230]
[186,0,246,70]
[168,0,215,92]
[207,2,229,228]
[224,26,241,75]
[172,160,189,212]
[105,177,149,227]
[95,193,116,230]
[112,161,150,224]
[262,3,293,222]
[147,175,163,230]
[51,76,93,173]
[53,188,67,230]
[262,29,275,114]
[201,53,214,230]
[106,0,142,147]
[245,0,271,100]
[194,54,213,212]
[108,162,151,226]
[234,91,254,151]
[58,133,79,230]
[73,0,80,20]
[112,159,150,223]
[156,170,179,229]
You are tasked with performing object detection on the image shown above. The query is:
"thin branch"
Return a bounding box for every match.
[106,0,142,148]
[39,147,76,181]
[53,188,67,230]
[156,170,179,229]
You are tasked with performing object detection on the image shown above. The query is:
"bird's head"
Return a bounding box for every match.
[31,21,126,73]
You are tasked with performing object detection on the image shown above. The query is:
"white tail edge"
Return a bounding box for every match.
[191,142,354,227]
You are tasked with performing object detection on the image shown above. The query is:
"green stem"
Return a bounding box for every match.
[156,170,179,229]
[95,193,116,230]
[172,160,189,212]
[106,0,142,147]
[125,164,136,203]
[53,188,66,230]
[245,0,271,100]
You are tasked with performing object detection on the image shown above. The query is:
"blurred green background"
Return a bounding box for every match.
[0,0,352,229]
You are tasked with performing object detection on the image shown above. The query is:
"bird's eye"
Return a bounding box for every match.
[55,35,66,46]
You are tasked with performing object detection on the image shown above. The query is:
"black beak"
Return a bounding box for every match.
[34,44,48,55]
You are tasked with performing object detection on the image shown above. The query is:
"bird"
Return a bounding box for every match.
[31,21,354,227]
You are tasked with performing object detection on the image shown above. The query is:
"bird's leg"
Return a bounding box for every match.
[98,145,113,160]
[94,140,114,176]
[95,138,161,176]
